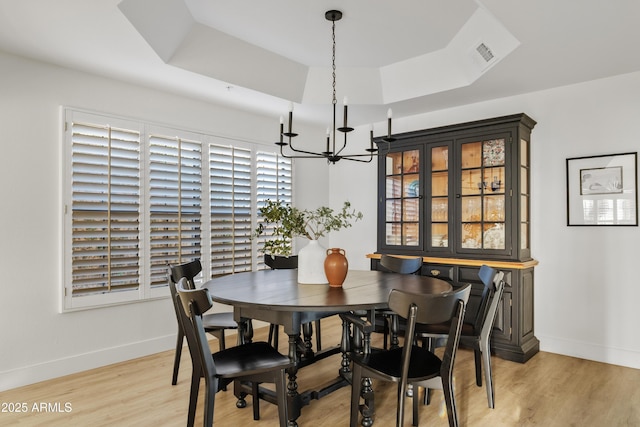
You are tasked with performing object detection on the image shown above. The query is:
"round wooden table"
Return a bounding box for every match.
[203,269,452,426]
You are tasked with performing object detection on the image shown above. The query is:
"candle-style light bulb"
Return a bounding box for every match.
[287,103,293,134]
[369,124,374,149]
[343,96,348,129]
[326,127,330,153]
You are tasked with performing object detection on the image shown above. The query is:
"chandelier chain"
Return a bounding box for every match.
[332,19,336,106]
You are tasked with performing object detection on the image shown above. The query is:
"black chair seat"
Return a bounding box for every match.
[352,346,441,380]
[213,341,291,379]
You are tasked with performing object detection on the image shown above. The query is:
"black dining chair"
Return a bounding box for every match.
[175,278,292,427]
[416,265,505,408]
[169,259,242,385]
[345,284,471,427]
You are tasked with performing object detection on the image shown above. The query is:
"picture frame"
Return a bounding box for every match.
[566,152,638,226]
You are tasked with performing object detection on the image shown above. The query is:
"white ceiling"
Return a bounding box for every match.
[1,0,640,127]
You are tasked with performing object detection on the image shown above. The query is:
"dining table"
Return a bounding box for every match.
[203,268,452,426]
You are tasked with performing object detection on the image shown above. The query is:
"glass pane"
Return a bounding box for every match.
[403,199,419,221]
[386,223,401,245]
[386,152,403,175]
[462,223,482,248]
[386,176,402,198]
[521,166,528,194]
[461,142,482,168]
[483,223,505,249]
[431,197,448,221]
[404,174,420,197]
[431,146,449,170]
[521,223,528,249]
[403,150,420,173]
[403,223,419,246]
[484,195,505,221]
[461,169,483,195]
[386,200,401,221]
[484,167,504,193]
[483,139,505,166]
[521,195,528,222]
[461,196,481,222]
[520,138,528,166]
[431,223,448,247]
[431,171,448,197]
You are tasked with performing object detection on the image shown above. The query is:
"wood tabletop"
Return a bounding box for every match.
[203,269,452,312]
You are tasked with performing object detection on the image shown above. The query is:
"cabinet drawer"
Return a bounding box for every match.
[422,264,454,281]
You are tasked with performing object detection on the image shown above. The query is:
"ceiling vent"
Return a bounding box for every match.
[476,42,494,63]
[469,41,498,72]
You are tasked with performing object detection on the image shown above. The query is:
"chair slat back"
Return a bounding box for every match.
[388,284,471,326]
[176,279,217,377]
[468,264,498,331]
[380,254,423,275]
[480,271,505,339]
[170,259,202,289]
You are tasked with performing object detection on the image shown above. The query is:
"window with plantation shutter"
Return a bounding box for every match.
[149,133,202,287]
[63,108,293,311]
[209,144,253,277]
[66,115,142,308]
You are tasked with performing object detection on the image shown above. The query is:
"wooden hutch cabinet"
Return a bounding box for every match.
[370,113,539,362]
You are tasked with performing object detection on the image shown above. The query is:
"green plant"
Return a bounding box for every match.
[253,200,363,256]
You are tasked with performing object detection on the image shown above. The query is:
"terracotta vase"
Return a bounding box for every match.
[324,248,348,287]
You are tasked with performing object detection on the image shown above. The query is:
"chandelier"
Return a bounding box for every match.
[276,10,395,164]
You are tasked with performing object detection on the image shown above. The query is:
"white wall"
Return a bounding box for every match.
[329,71,640,369]
[0,51,327,391]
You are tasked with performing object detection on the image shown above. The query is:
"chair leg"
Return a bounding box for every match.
[474,347,482,386]
[274,369,289,427]
[252,381,260,420]
[396,381,407,427]
[268,324,279,349]
[482,345,495,408]
[350,365,362,427]
[187,371,200,427]
[218,331,226,351]
[315,319,322,351]
[172,328,184,385]
[442,378,459,427]
[412,385,419,426]
[204,377,217,427]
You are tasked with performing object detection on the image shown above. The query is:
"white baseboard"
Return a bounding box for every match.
[0,335,175,392]
[538,334,640,369]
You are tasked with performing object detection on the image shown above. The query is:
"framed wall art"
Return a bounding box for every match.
[566,152,638,226]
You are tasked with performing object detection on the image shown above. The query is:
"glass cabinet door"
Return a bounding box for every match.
[428,144,450,250]
[383,148,421,248]
[459,138,507,252]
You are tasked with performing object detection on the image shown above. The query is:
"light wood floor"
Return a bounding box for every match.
[1,317,639,426]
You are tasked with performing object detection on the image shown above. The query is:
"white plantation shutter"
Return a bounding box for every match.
[209,144,253,277]
[68,119,141,305]
[255,152,292,267]
[149,134,203,287]
[63,108,293,310]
